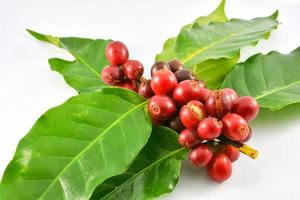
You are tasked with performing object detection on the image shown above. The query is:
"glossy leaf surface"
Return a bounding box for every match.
[90,126,187,200]
[28,29,111,93]
[0,88,152,200]
[222,47,300,110]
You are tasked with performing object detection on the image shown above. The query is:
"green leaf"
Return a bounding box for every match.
[176,11,279,68]
[221,47,300,111]
[0,88,152,200]
[195,55,239,89]
[27,29,111,94]
[155,0,241,89]
[155,0,228,62]
[90,126,187,200]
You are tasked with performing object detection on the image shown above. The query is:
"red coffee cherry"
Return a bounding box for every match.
[117,79,138,92]
[207,153,232,183]
[240,126,252,143]
[169,115,185,133]
[199,88,211,103]
[148,95,176,122]
[105,41,129,65]
[180,100,207,129]
[206,89,236,119]
[178,129,201,148]
[197,117,222,140]
[174,69,196,82]
[138,78,154,98]
[189,144,213,167]
[168,59,184,73]
[232,96,259,122]
[173,80,203,106]
[101,65,124,85]
[222,88,239,102]
[151,69,177,95]
[123,60,144,80]
[151,61,170,76]
[221,113,250,141]
[222,145,240,162]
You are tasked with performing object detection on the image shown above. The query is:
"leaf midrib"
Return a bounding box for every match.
[181,20,276,65]
[255,80,300,100]
[38,100,148,200]
[99,147,186,200]
[59,41,100,77]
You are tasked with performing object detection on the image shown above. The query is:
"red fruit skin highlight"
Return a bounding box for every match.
[151,69,177,95]
[101,65,124,85]
[232,96,259,122]
[180,100,207,129]
[222,145,240,162]
[221,113,250,141]
[173,80,203,106]
[123,60,144,80]
[178,129,201,148]
[105,41,129,65]
[138,78,154,98]
[207,153,232,183]
[189,144,213,167]
[197,117,222,140]
[206,89,236,119]
[148,95,176,122]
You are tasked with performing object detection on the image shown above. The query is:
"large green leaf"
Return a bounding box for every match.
[27,29,111,94]
[176,11,278,68]
[155,0,241,89]
[0,88,152,200]
[221,47,300,111]
[155,0,228,62]
[90,126,187,200]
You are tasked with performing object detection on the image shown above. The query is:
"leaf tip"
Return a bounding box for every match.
[271,10,279,20]
[25,29,60,47]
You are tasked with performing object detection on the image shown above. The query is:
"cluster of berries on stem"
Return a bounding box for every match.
[101,41,260,182]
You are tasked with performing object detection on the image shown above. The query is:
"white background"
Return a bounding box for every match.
[1,0,300,199]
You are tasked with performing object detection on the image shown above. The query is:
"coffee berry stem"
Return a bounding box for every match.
[218,137,259,159]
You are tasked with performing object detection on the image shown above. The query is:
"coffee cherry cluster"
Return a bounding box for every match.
[101,41,260,183]
[146,62,259,182]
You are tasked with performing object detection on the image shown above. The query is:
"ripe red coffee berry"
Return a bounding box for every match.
[101,65,124,85]
[138,78,154,98]
[222,88,239,103]
[151,69,177,95]
[189,144,213,167]
[151,61,170,76]
[117,79,138,92]
[199,88,211,103]
[232,96,259,122]
[206,89,236,118]
[173,80,203,106]
[123,60,144,80]
[105,41,129,65]
[169,115,185,133]
[207,153,232,183]
[222,145,240,162]
[222,113,250,141]
[180,100,207,129]
[240,126,252,143]
[197,117,222,140]
[175,69,196,82]
[148,95,176,122]
[178,129,201,148]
